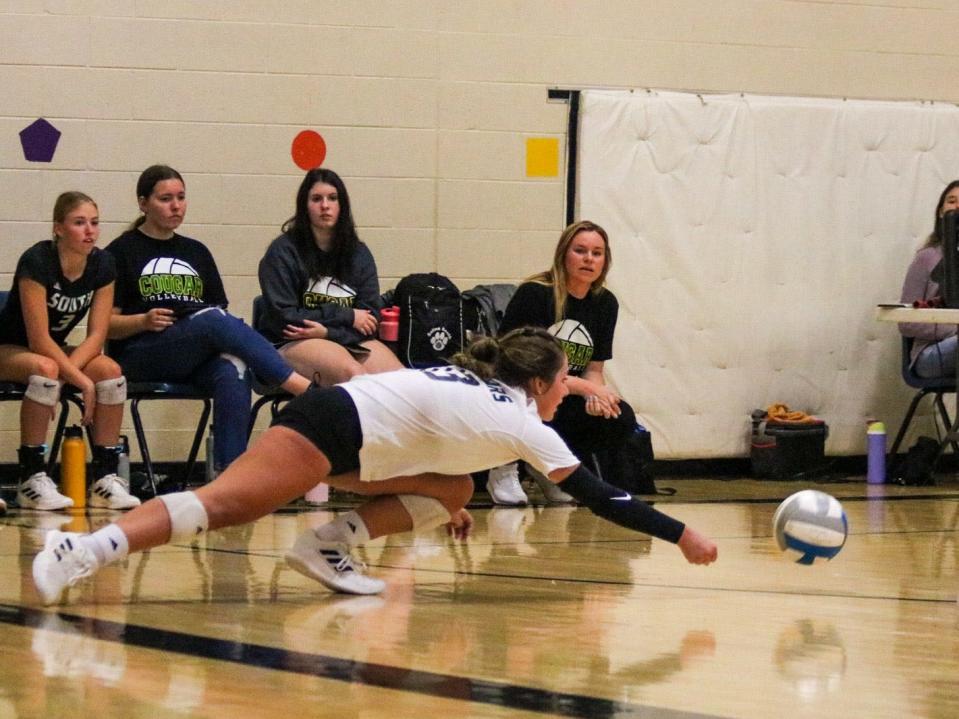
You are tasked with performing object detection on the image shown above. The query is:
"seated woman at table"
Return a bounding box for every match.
[899,180,959,378]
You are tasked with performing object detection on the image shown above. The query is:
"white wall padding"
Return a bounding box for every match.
[579,89,959,458]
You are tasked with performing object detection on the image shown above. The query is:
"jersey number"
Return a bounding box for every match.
[422,366,513,403]
[50,313,75,333]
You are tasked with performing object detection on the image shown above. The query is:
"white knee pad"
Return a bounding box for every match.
[397,495,451,531]
[95,377,127,405]
[220,353,247,380]
[159,491,209,544]
[25,375,60,407]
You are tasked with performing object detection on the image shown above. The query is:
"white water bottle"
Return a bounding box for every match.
[205,425,215,483]
[118,435,130,482]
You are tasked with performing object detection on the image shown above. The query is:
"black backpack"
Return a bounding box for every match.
[596,424,674,496]
[393,273,479,368]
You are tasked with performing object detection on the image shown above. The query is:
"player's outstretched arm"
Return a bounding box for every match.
[552,464,717,565]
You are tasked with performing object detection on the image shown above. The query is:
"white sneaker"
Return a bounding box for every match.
[285,532,385,595]
[0,496,6,515]
[32,530,99,605]
[88,474,141,510]
[486,463,528,505]
[17,473,74,511]
[530,469,575,504]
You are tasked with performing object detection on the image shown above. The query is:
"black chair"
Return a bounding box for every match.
[247,295,292,436]
[106,334,213,495]
[126,380,212,495]
[0,291,84,477]
[889,335,959,457]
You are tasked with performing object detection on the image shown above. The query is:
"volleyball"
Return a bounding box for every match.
[310,276,356,299]
[772,490,847,565]
[141,256,198,276]
[550,318,593,347]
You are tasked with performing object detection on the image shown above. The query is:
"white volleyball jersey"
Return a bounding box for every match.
[339,366,578,483]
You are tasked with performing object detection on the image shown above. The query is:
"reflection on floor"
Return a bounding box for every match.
[0,475,957,719]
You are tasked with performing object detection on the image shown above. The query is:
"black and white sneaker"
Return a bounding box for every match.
[88,474,141,510]
[285,532,385,595]
[17,473,74,511]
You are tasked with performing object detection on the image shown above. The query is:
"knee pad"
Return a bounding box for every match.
[159,491,209,544]
[25,375,60,407]
[219,353,247,380]
[95,377,127,405]
[397,495,451,531]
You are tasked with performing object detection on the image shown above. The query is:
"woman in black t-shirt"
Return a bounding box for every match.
[106,166,311,476]
[490,220,639,505]
[0,192,139,512]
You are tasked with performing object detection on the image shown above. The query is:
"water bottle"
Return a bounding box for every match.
[61,425,87,508]
[867,421,886,485]
[379,305,400,342]
[205,425,216,483]
[117,435,130,483]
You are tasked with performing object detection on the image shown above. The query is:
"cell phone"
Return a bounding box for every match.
[346,344,372,357]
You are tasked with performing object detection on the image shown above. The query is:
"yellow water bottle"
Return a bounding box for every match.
[61,425,87,509]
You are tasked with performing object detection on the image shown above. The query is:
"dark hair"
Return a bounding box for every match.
[527,220,612,323]
[130,165,185,230]
[281,168,360,280]
[451,326,565,389]
[926,180,959,248]
[52,191,97,238]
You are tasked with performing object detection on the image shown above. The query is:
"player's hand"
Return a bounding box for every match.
[677,526,718,565]
[283,319,328,340]
[352,309,377,336]
[446,509,473,540]
[143,308,175,332]
[79,380,96,425]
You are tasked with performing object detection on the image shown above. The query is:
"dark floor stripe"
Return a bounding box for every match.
[0,603,724,719]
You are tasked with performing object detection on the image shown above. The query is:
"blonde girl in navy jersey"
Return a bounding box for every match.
[0,192,138,513]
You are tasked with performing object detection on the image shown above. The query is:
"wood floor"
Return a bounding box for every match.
[0,477,957,719]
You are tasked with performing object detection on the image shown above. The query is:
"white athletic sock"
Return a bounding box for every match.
[82,524,130,566]
[314,511,371,548]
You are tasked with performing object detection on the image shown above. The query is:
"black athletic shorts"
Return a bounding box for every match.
[270,386,363,476]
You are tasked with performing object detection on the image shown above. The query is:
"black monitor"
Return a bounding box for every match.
[940,210,959,308]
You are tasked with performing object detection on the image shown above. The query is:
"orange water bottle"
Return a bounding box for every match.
[61,425,87,508]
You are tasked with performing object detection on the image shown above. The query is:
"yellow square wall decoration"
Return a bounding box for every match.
[526,137,559,177]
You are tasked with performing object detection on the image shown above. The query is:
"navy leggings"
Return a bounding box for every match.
[118,308,294,470]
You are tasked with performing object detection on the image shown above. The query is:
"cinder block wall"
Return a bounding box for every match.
[2,1,957,460]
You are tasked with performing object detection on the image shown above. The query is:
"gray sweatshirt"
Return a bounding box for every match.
[257,232,382,346]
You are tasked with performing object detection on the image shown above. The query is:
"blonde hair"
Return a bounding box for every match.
[52,191,97,240]
[527,220,612,323]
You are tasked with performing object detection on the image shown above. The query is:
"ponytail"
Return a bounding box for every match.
[451,327,565,388]
[450,336,499,381]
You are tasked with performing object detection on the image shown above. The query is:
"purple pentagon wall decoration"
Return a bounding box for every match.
[19,119,62,162]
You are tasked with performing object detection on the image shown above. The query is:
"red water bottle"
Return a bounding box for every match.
[379,306,399,342]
